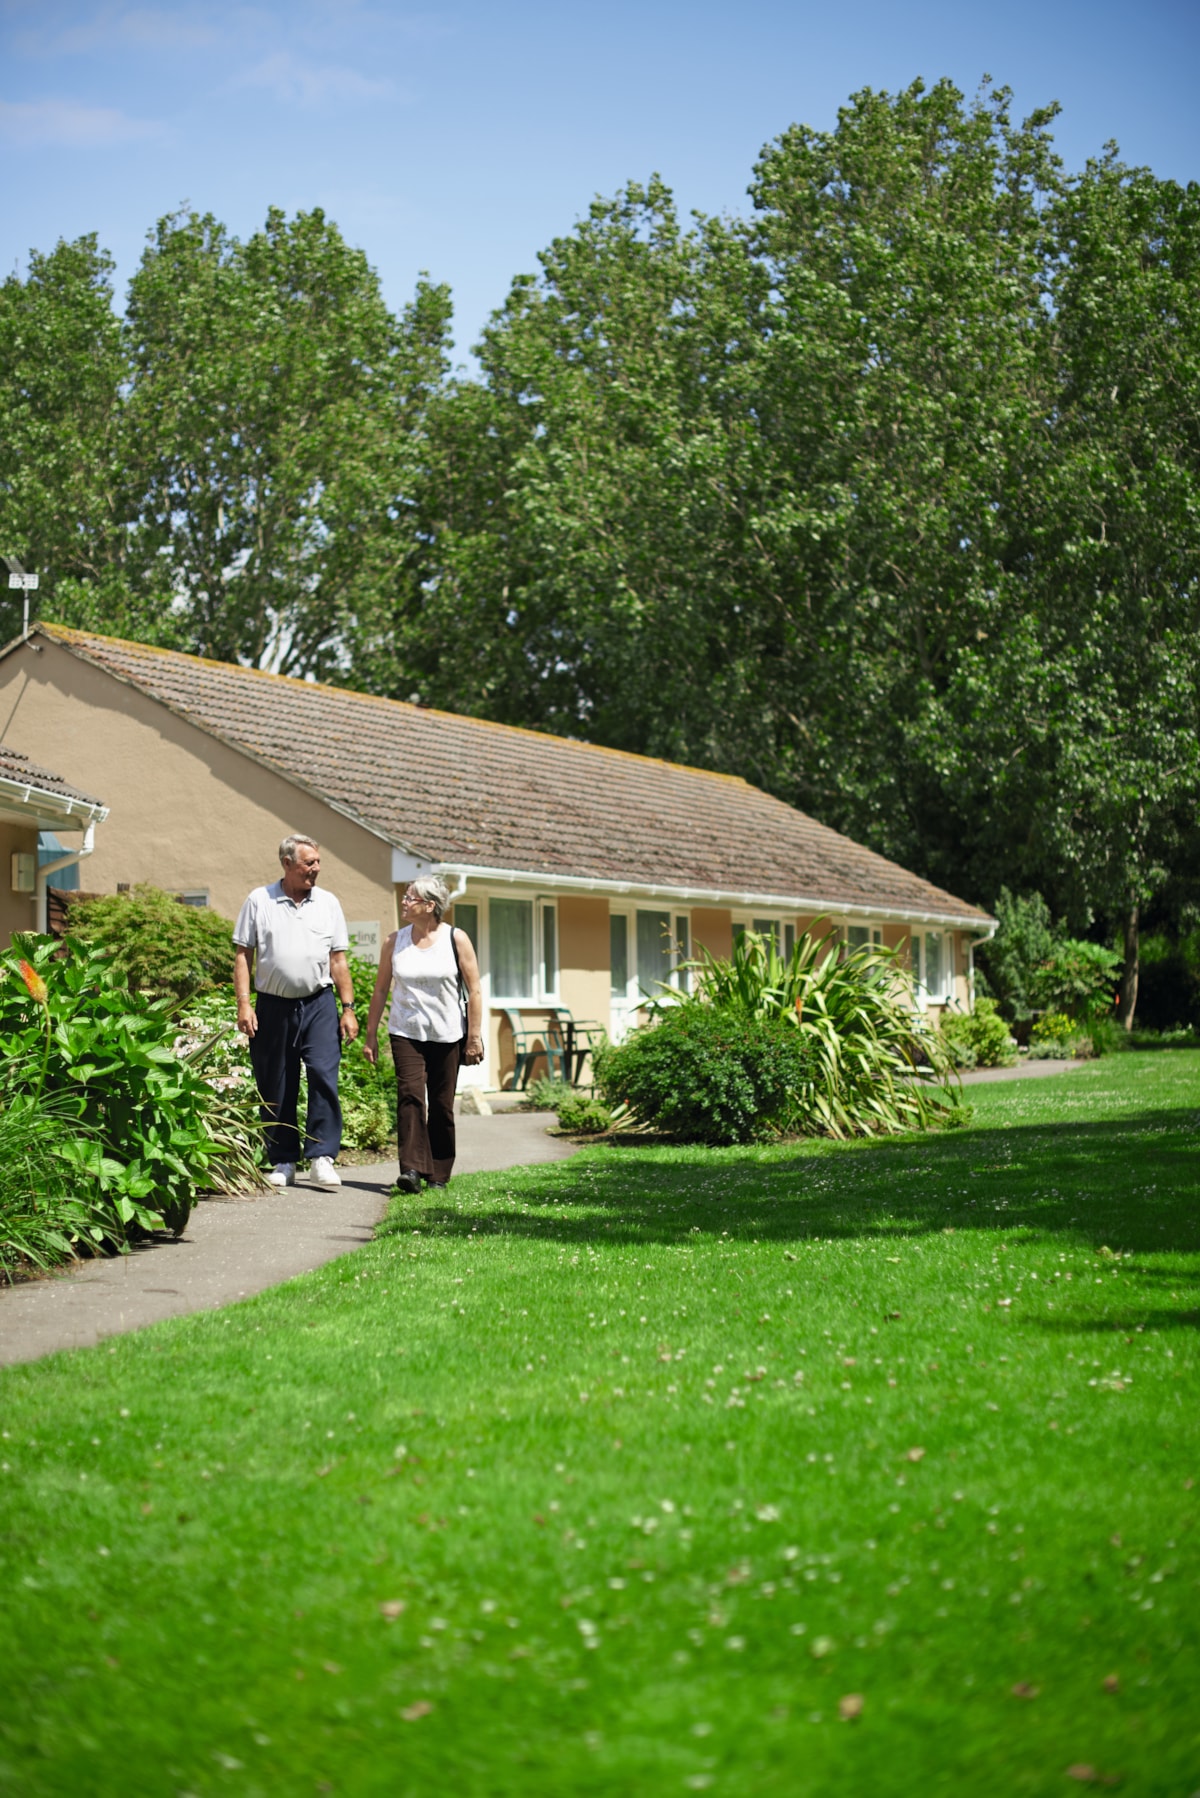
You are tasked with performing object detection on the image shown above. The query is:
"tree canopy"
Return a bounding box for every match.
[2,78,1197,1021]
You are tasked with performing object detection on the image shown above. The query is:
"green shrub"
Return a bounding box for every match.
[675,928,958,1138]
[66,885,237,1001]
[1030,1011,1074,1046]
[0,937,259,1246]
[975,889,1058,1023]
[939,998,1017,1070]
[1032,939,1121,1023]
[597,1004,814,1145]
[554,1092,613,1134]
[0,1087,109,1275]
[1127,1025,1200,1050]
[522,1076,576,1113]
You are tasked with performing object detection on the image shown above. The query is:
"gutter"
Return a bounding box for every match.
[427,859,995,934]
[0,774,108,832]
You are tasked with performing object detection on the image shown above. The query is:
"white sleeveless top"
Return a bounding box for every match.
[387,923,463,1043]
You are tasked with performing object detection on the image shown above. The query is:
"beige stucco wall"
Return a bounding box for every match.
[0,638,397,933]
[0,821,38,945]
[691,907,732,961]
[558,896,610,1032]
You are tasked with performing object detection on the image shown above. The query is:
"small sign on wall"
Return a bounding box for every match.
[348,920,381,961]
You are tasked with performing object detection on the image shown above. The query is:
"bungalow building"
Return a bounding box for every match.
[0,744,107,941]
[0,625,993,1088]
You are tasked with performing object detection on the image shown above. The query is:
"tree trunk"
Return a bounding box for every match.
[1118,901,1139,1031]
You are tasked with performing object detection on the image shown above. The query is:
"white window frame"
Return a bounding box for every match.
[538,899,560,1002]
[908,929,954,1005]
[483,892,560,1005]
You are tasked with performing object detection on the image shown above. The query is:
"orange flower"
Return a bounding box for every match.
[17,959,48,1005]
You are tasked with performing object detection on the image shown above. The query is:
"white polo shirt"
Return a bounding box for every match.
[233,879,350,999]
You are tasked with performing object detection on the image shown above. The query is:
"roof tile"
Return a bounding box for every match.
[37,625,988,923]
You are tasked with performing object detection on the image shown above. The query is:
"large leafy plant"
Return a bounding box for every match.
[601,929,958,1144]
[0,936,254,1243]
[689,929,957,1139]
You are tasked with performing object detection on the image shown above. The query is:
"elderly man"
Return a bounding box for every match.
[233,834,359,1190]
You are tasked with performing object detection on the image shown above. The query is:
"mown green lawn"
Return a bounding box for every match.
[2,1054,1198,1797]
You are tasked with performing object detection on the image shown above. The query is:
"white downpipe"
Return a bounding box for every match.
[35,823,97,933]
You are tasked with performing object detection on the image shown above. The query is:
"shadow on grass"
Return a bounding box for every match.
[378,1104,1200,1264]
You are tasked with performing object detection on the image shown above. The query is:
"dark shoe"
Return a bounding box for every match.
[392,1169,422,1195]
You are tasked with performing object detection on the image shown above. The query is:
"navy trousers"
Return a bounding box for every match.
[249,986,342,1165]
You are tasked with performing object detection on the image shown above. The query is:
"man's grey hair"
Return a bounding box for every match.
[409,875,451,919]
[279,833,319,866]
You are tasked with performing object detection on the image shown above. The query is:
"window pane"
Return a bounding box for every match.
[37,830,79,892]
[751,918,780,951]
[491,899,532,997]
[673,914,690,990]
[636,910,672,994]
[910,934,923,984]
[610,913,628,996]
[452,902,478,948]
[926,931,944,997]
[848,925,870,950]
[542,905,558,994]
[784,923,796,959]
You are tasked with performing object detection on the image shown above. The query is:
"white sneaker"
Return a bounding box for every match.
[309,1156,342,1190]
[266,1162,296,1188]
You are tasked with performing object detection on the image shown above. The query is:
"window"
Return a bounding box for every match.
[452,902,478,947]
[751,918,780,951]
[672,914,690,991]
[37,831,78,892]
[490,898,533,998]
[925,930,946,999]
[610,913,629,997]
[636,909,673,995]
[177,890,209,908]
[541,903,559,997]
[848,924,870,951]
[909,933,923,986]
[784,922,796,960]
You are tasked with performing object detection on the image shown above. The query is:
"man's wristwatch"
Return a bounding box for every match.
[341,1003,356,1013]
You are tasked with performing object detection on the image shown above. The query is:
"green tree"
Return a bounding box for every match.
[0,236,153,641]
[394,178,778,777]
[116,207,451,680]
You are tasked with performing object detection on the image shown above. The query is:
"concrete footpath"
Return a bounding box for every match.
[0,1112,578,1370]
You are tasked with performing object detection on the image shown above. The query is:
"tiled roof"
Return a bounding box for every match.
[0,744,104,811]
[35,625,989,924]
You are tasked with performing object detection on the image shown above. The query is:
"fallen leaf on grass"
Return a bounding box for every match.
[401,1701,433,1721]
[810,1636,835,1658]
[1065,1769,1096,1784]
[906,1447,926,1463]
[1011,1683,1040,1700]
[379,1601,406,1621]
[1101,1675,1120,1694]
[322,1661,343,1675]
[838,1694,864,1721]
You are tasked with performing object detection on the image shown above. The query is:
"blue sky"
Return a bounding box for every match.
[2,0,1197,364]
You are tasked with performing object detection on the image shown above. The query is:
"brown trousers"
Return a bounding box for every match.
[390,1035,460,1185]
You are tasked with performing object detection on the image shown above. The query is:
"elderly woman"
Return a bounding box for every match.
[363,877,484,1192]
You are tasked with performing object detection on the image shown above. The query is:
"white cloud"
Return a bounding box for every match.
[236,48,394,106]
[56,8,221,52]
[0,97,164,145]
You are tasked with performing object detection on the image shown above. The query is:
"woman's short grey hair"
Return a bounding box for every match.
[409,875,451,919]
[279,833,319,866]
